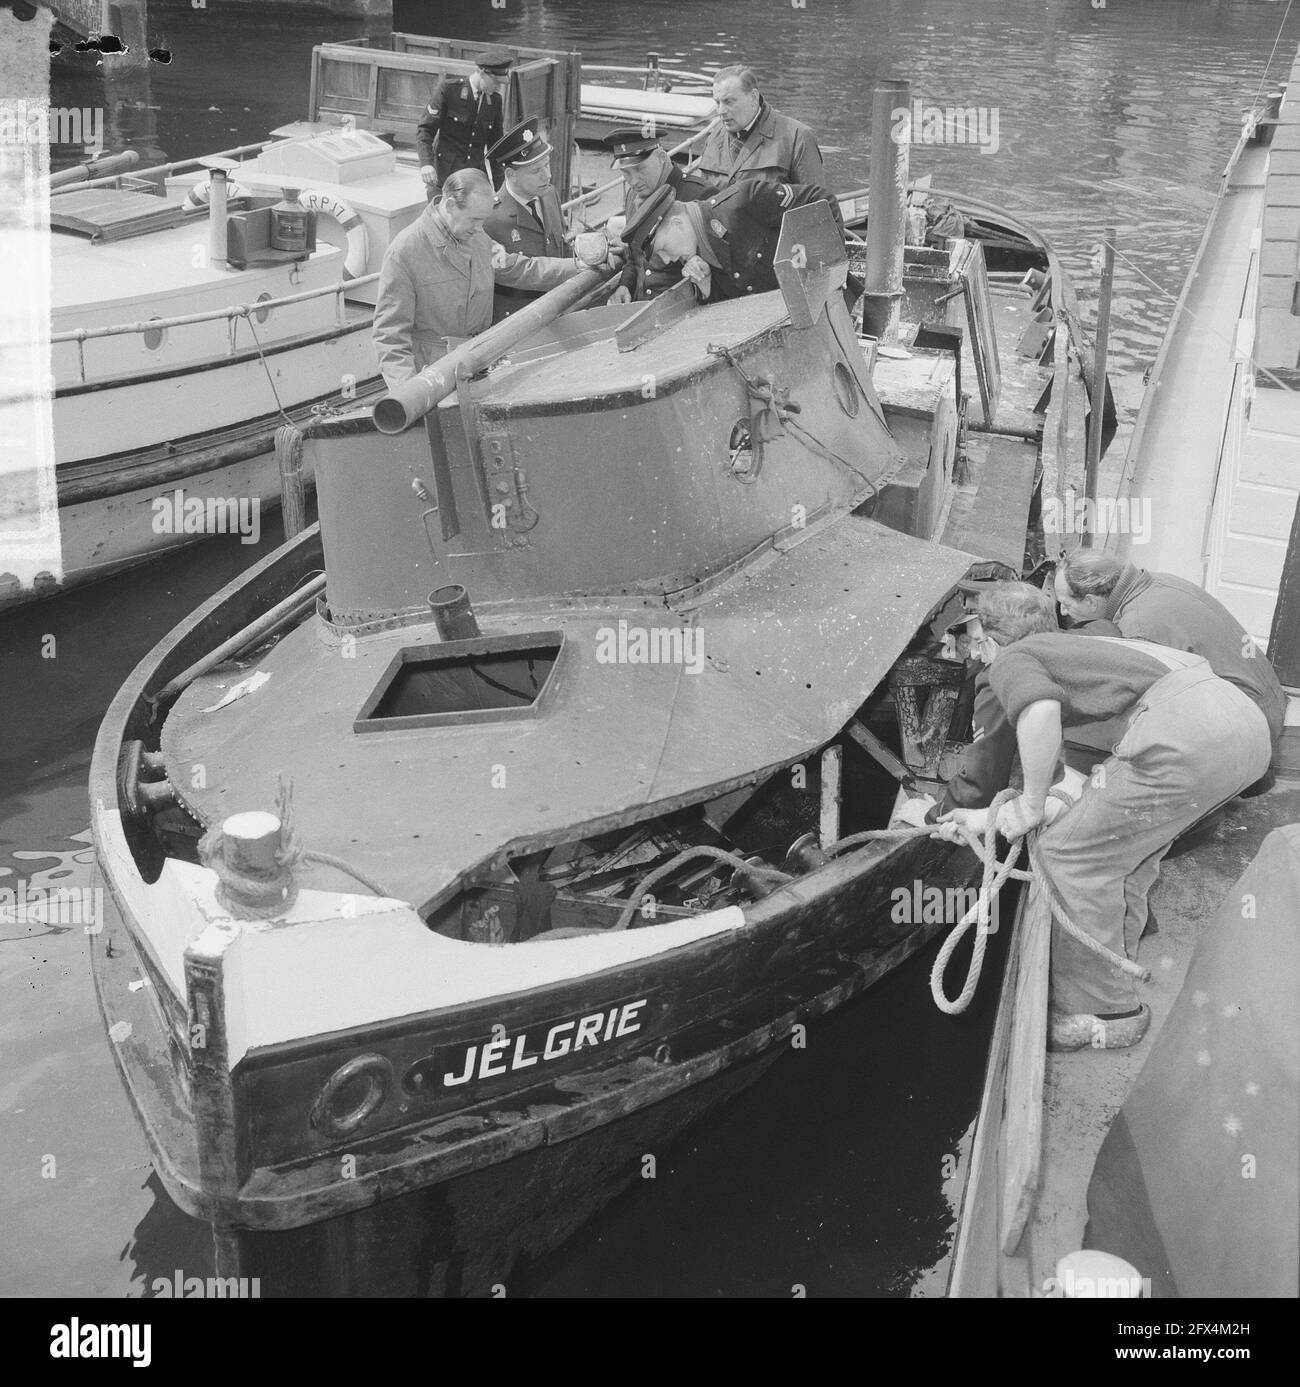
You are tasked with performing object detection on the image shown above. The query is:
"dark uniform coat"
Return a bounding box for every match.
[619,163,721,300]
[483,184,569,320]
[417,77,504,188]
[689,180,840,302]
[695,100,828,189]
[372,205,577,389]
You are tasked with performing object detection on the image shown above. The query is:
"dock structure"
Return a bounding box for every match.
[46,0,103,42]
[1118,64,1300,679]
[45,0,391,47]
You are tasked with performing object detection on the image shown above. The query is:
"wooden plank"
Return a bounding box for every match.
[846,718,912,783]
[947,886,1028,1296]
[615,279,697,352]
[958,240,1001,426]
[999,881,1052,1254]
[940,433,1037,567]
[1268,483,1300,684]
[819,745,843,850]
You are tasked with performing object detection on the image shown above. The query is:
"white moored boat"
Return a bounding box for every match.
[2,33,582,611]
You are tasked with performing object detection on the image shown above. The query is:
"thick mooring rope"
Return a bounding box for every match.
[611,786,1149,1014]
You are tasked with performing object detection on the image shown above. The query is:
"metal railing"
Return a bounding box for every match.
[47,138,293,195]
[582,63,713,88]
[52,273,379,386]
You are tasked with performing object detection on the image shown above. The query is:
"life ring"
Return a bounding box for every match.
[182,176,252,209]
[297,187,369,280]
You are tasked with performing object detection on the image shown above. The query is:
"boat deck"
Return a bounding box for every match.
[51,218,347,321]
[944,281,1050,567]
[160,518,972,916]
[873,279,1051,568]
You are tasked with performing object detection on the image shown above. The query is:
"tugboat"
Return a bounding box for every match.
[89,79,1106,1295]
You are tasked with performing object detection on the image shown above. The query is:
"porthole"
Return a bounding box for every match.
[832,360,860,417]
[253,292,273,325]
[142,317,167,351]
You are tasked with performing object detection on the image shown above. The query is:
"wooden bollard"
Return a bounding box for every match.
[275,423,306,540]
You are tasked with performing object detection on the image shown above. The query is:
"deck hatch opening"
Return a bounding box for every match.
[354,631,564,732]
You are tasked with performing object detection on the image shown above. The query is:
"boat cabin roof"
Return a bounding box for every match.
[50,187,187,241]
[51,220,343,319]
[481,296,791,412]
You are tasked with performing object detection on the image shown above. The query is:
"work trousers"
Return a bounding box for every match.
[1034,663,1271,1015]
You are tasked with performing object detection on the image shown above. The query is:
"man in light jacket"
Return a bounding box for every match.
[372,169,585,390]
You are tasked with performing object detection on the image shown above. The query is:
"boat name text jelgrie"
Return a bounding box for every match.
[433,998,650,1090]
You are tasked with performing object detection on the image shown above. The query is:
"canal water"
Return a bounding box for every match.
[5,0,1298,1297]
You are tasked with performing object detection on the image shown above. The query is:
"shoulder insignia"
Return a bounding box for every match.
[778,184,794,207]
[709,218,727,238]
[511,229,521,242]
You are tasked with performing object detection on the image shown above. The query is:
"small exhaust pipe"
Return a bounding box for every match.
[429,583,480,640]
[861,78,910,342]
[208,165,229,267]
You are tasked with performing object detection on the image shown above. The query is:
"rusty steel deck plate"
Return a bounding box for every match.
[162,516,974,915]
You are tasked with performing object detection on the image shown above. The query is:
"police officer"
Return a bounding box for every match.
[372,169,586,390]
[603,128,721,304]
[634,179,841,303]
[483,119,569,321]
[417,49,511,200]
[695,65,828,190]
